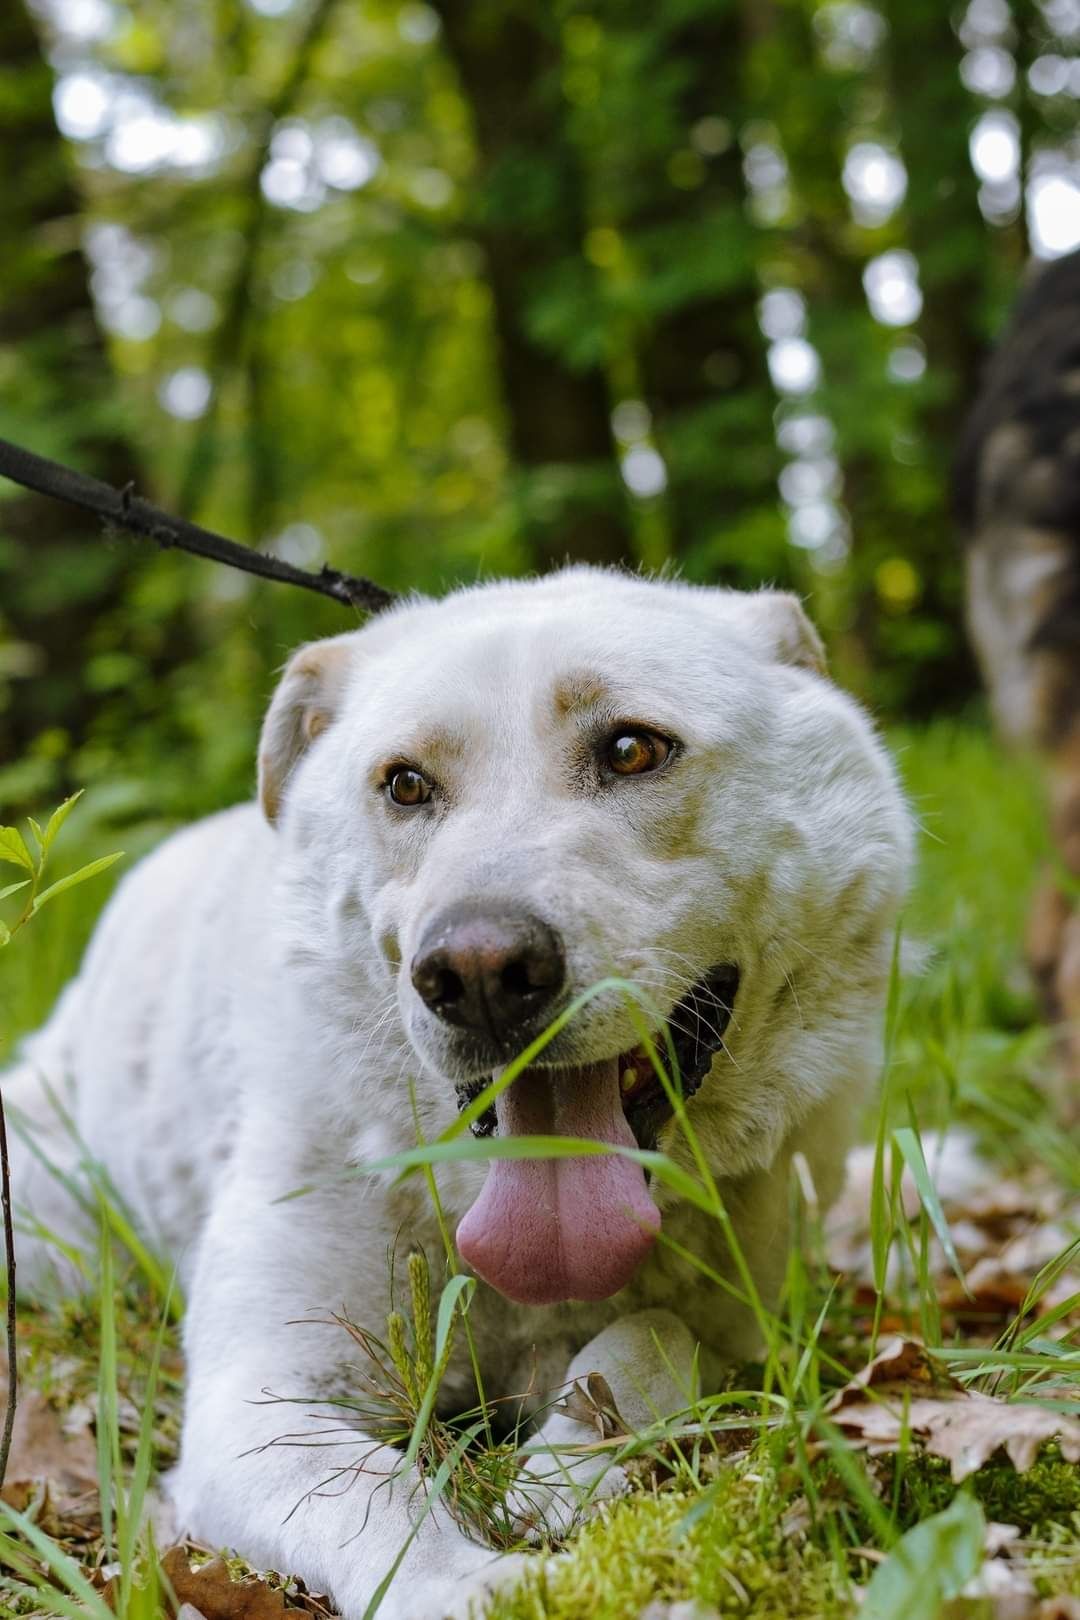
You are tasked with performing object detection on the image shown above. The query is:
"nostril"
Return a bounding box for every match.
[500,953,561,1001]
[431,966,465,1007]
[500,960,533,1000]
[412,956,467,1011]
[433,965,466,1004]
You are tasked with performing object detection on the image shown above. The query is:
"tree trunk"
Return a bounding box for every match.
[431,1,632,570]
[606,1,782,579]
[0,0,144,786]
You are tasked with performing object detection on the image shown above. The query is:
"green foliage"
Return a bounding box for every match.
[0,793,123,949]
[858,1494,985,1620]
[0,1214,172,1620]
[0,0,1068,816]
[488,1470,858,1620]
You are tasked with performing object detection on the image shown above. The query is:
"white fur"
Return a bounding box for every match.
[3,569,911,1618]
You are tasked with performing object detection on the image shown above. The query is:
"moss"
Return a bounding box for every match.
[489,1468,857,1620]
[862,1450,1080,1540]
[487,1442,1080,1620]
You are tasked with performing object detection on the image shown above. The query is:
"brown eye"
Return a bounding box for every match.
[387,766,432,806]
[606,730,673,776]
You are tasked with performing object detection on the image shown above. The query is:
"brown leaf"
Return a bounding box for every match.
[827,1336,953,1412]
[830,1393,959,1454]
[923,1395,1080,1481]
[0,1379,98,1496]
[158,1547,299,1620]
[0,1475,102,1542]
[941,1554,1037,1620]
[940,1260,1029,1317]
[156,1546,341,1620]
[551,1373,625,1440]
[831,1370,1080,1483]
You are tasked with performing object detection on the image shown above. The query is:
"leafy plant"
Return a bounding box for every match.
[0,793,122,950]
[0,791,122,1494]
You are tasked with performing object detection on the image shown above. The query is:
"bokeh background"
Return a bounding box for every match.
[1,0,1079,822]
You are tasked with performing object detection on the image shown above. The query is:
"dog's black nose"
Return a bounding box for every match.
[411,902,565,1042]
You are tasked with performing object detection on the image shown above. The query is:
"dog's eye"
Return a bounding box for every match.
[605,730,673,776]
[386,766,432,807]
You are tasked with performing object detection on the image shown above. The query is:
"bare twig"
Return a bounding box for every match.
[0,435,396,614]
[0,1089,16,1490]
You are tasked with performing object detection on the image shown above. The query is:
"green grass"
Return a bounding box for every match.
[2,720,1079,1619]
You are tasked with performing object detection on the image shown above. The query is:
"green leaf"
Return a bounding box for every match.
[41,790,84,859]
[31,851,123,913]
[859,1494,985,1620]
[441,974,660,1142]
[0,1503,115,1620]
[0,825,34,871]
[893,1124,965,1288]
[433,1271,474,1372]
[403,1273,476,1469]
[0,919,10,948]
[871,926,904,1299]
[27,816,44,854]
[282,1134,714,1214]
[0,878,30,902]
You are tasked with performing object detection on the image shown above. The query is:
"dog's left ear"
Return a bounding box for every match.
[258,635,358,823]
[732,590,827,674]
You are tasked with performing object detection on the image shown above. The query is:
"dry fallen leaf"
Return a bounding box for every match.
[945,1552,1037,1620]
[0,1368,98,1493]
[827,1342,1080,1481]
[0,1475,102,1543]
[826,1134,1080,1334]
[828,1335,955,1409]
[160,1547,290,1620]
[157,1546,336,1620]
[551,1372,625,1440]
[921,1395,1080,1481]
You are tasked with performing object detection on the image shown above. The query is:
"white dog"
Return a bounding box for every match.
[5,569,910,1619]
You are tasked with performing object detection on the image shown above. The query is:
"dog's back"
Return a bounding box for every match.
[955,249,1080,1075]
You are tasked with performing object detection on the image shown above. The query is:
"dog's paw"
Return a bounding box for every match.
[387,1551,539,1619]
[505,1457,630,1544]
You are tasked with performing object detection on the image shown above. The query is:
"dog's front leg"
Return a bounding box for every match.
[167,1185,528,1620]
[509,1309,701,1540]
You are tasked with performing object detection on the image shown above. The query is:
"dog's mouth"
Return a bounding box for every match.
[452,965,739,1308]
[454,964,740,1151]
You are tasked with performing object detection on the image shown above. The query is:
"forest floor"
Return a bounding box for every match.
[1,721,1079,1620]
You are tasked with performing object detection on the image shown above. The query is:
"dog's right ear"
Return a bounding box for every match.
[712,589,827,675]
[258,635,358,824]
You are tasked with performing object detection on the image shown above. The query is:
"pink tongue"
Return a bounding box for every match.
[455,1060,660,1305]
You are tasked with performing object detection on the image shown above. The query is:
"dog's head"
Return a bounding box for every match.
[258,569,911,1304]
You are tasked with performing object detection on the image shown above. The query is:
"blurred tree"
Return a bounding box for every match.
[433,0,631,568]
[175,0,341,529]
[594,0,784,582]
[1,0,1072,820]
[0,0,148,790]
[872,0,987,709]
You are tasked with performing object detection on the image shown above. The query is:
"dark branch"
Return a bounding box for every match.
[0,1091,16,1490]
[0,436,396,615]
